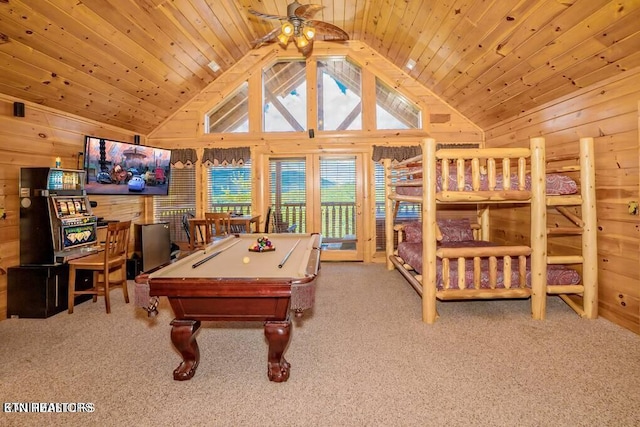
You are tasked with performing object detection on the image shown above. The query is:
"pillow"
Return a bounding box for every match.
[403,221,423,243]
[402,218,475,243]
[437,218,474,242]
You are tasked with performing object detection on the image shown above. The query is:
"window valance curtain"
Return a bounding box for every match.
[202,147,251,166]
[372,143,481,162]
[371,145,421,162]
[170,148,197,168]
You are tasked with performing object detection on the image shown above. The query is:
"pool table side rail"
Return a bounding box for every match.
[148,279,293,298]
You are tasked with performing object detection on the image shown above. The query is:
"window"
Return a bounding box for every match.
[204,58,424,135]
[376,78,421,130]
[206,81,249,133]
[206,161,252,215]
[153,167,196,243]
[263,61,307,132]
[269,158,306,233]
[317,59,362,131]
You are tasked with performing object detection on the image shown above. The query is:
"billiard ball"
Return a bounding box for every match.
[242,256,250,264]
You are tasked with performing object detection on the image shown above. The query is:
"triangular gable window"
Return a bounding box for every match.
[375,78,421,130]
[206,81,249,133]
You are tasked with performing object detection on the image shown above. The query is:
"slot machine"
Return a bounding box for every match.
[18,167,99,265]
[9,167,99,318]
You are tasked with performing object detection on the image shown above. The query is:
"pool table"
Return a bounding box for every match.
[139,233,322,382]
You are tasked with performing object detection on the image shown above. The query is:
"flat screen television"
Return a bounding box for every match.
[83,136,172,196]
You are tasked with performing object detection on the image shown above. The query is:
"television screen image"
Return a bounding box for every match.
[84,136,171,196]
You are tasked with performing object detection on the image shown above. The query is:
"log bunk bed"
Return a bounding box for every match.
[383,137,597,324]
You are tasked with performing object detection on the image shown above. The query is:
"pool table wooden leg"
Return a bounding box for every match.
[264,319,291,382]
[170,319,201,381]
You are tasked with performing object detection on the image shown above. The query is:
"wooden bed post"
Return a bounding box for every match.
[580,137,598,319]
[529,137,547,320]
[384,158,394,270]
[423,137,438,323]
[478,205,490,240]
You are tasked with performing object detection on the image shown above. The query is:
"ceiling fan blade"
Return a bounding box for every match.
[294,4,324,20]
[248,9,288,21]
[308,21,349,40]
[250,27,281,48]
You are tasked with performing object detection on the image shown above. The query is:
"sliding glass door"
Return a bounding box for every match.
[268,154,363,261]
[316,155,361,260]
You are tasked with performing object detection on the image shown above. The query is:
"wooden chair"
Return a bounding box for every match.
[68,220,131,314]
[204,212,231,243]
[272,210,297,233]
[182,212,204,248]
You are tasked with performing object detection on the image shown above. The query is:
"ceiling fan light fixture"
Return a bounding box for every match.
[277,32,290,46]
[295,35,310,48]
[302,25,315,40]
[248,2,349,55]
[281,22,294,36]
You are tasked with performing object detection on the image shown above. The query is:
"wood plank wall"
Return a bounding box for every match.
[0,95,148,320]
[485,68,640,334]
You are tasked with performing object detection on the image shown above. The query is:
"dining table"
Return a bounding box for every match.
[188,214,261,249]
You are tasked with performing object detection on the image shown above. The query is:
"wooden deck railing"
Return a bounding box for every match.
[157,201,411,249]
[215,202,358,240]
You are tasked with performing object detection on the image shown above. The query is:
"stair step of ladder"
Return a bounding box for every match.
[548,255,583,265]
[547,196,582,206]
[547,227,583,235]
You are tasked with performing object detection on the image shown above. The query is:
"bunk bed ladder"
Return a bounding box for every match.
[545,137,598,319]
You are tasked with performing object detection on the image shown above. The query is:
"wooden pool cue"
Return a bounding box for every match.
[192,239,241,268]
[278,238,301,268]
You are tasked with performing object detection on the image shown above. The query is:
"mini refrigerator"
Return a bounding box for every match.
[133,222,171,273]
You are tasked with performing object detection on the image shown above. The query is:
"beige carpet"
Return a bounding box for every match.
[1,262,639,426]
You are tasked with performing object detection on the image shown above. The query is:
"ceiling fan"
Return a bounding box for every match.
[249,1,349,55]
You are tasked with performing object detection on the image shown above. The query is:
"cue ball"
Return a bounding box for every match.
[242,256,250,264]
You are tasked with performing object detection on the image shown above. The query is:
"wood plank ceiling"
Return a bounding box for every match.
[0,0,638,134]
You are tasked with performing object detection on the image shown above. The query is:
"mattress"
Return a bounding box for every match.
[397,240,580,289]
[396,170,577,196]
